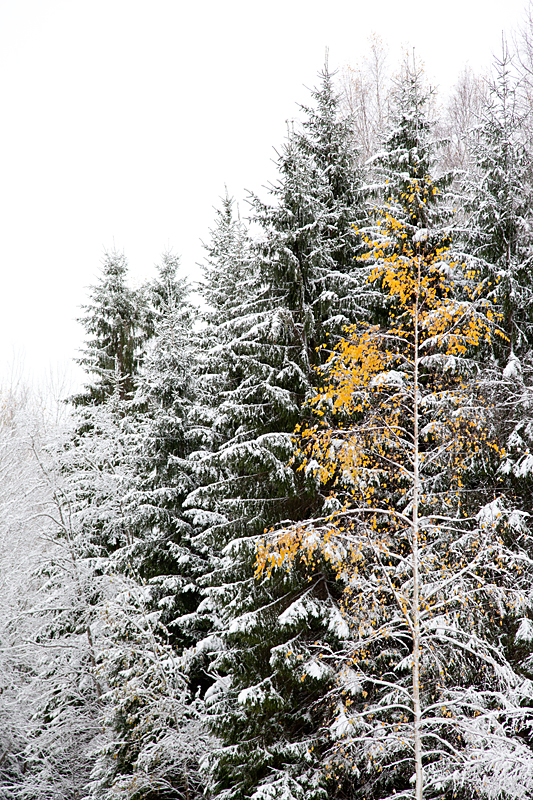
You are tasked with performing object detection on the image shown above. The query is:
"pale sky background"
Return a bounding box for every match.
[0,0,529,398]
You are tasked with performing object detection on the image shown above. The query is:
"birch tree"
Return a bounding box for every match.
[257,207,533,800]
[0,388,105,799]
[439,66,487,175]
[339,35,391,164]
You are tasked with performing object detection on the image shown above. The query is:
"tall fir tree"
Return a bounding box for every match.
[186,66,370,800]
[81,254,211,799]
[73,250,148,406]
[462,50,533,700]
[122,252,200,593]
[463,45,533,359]
[370,54,453,251]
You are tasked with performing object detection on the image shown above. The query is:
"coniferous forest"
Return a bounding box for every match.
[4,28,533,800]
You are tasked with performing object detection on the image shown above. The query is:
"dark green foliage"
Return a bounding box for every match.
[73,250,148,406]
[252,63,367,365]
[185,65,371,800]
[370,55,453,251]
[463,46,533,357]
[122,252,210,649]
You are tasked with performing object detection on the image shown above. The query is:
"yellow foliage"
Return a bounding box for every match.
[256,212,504,585]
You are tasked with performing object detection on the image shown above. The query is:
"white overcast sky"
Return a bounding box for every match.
[0,0,528,396]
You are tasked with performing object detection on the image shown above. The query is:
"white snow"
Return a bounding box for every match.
[503,354,522,380]
[516,618,533,644]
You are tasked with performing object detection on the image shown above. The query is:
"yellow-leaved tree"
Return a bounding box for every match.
[256,208,533,800]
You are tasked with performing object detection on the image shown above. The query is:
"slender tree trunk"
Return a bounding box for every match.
[86,624,102,700]
[412,273,423,800]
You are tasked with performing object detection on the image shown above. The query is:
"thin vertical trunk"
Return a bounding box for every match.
[86,624,102,700]
[412,266,423,800]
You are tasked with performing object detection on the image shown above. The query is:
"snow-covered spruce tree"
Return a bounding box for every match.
[59,249,172,576]
[190,67,368,536]
[73,249,148,407]
[453,47,533,561]
[194,190,259,441]
[186,67,370,800]
[462,44,533,359]
[84,253,216,800]
[200,190,255,339]
[40,251,156,798]
[461,48,533,679]
[120,252,204,627]
[258,211,533,800]
[252,61,367,351]
[65,252,194,563]
[369,56,453,250]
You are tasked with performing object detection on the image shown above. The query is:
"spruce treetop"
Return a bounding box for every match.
[73,249,148,406]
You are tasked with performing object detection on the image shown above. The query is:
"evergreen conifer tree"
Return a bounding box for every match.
[73,250,148,406]
[463,45,533,358]
[186,66,369,800]
[461,50,533,698]
[78,254,211,798]
[119,252,207,651]
[370,55,452,252]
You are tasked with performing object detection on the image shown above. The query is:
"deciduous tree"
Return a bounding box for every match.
[258,209,533,799]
